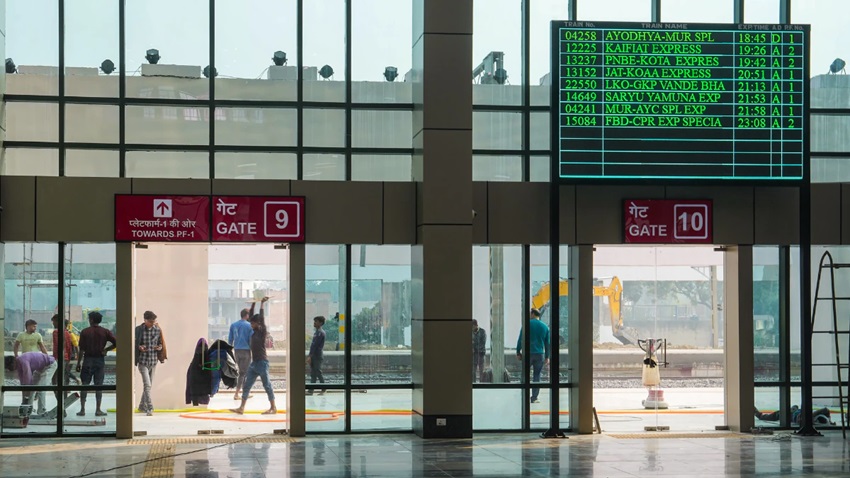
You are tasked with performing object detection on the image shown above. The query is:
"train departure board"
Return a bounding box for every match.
[551,22,809,182]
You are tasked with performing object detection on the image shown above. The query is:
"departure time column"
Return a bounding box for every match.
[559,27,604,177]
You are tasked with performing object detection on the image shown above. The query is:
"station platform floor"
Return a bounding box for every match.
[1,429,849,477]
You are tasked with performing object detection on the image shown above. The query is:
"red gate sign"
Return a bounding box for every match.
[211,196,305,242]
[624,199,712,244]
[115,195,210,242]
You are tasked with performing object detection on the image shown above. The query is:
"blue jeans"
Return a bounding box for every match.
[530,354,545,401]
[242,359,274,402]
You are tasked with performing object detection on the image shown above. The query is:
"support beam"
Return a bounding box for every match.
[724,246,755,432]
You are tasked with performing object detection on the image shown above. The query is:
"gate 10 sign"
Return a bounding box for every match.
[212,196,305,242]
[624,199,712,244]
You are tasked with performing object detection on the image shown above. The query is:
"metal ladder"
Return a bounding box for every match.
[811,251,850,438]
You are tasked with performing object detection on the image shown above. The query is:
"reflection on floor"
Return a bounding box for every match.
[1,431,849,477]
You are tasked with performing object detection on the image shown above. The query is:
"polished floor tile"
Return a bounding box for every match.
[1,432,849,477]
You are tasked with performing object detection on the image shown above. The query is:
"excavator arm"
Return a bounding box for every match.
[530,276,639,345]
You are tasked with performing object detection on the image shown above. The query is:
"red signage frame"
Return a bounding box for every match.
[211,196,305,243]
[115,195,210,242]
[624,199,713,244]
[115,195,306,243]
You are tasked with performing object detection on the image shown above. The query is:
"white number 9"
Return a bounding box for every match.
[275,209,289,229]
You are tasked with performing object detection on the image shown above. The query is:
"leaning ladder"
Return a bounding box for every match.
[811,250,850,438]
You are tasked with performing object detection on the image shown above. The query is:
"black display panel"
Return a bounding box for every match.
[551,21,810,182]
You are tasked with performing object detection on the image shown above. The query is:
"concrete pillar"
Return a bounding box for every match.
[724,246,755,432]
[288,244,306,437]
[411,0,473,438]
[116,243,134,438]
[569,245,594,433]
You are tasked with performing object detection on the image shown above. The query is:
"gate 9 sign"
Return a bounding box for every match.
[211,196,305,242]
[624,199,712,244]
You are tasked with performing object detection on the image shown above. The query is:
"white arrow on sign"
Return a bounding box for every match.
[153,199,172,218]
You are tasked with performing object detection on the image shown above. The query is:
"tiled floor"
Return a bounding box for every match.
[1,431,849,477]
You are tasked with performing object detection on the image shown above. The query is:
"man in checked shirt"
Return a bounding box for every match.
[134,310,167,416]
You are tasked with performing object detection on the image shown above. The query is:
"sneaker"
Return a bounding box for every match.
[146,411,153,416]
[95,410,107,417]
[530,398,540,404]
[77,410,86,417]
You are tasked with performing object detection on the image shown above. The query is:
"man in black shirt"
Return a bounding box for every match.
[230,297,276,415]
[307,316,327,395]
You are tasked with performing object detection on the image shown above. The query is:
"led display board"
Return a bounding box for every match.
[551,21,809,182]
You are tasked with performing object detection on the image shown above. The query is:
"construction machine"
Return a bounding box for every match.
[531,276,640,345]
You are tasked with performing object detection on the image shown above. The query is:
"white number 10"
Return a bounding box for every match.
[275,209,289,229]
[678,211,704,232]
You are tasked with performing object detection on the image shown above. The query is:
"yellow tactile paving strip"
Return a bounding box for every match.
[141,443,176,478]
[608,432,748,439]
[131,436,295,445]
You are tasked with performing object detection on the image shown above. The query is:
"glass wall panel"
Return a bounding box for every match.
[63,243,117,431]
[530,246,569,384]
[811,157,850,183]
[65,150,119,177]
[473,112,522,150]
[215,153,297,180]
[65,0,120,97]
[303,154,345,181]
[660,0,733,23]
[531,0,568,103]
[214,0,297,101]
[795,0,850,85]
[304,0,346,102]
[530,113,550,150]
[473,389,523,430]
[473,155,522,181]
[304,109,345,148]
[66,105,119,144]
[1,148,59,176]
[214,108,297,147]
[577,0,651,22]
[351,389,412,431]
[472,246,522,385]
[754,247,780,383]
[352,0,411,102]
[350,245,411,385]
[125,151,209,179]
[754,386,781,428]
[351,155,411,181]
[6,103,59,142]
[351,111,413,149]
[306,245,346,432]
[745,0,780,23]
[530,156,550,182]
[126,105,210,145]
[473,0,521,105]
[6,0,59,96]
[811,115,850,153]
[1,243,59,435]
[125,0,210,98]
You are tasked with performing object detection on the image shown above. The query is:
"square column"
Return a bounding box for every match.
[287,244,306,437]
[569,245,594,433]
[411,0,473,439]
[116,243,134,439]
[724,246,755,432]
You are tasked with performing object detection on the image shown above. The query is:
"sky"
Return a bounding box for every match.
[6,0,847,83]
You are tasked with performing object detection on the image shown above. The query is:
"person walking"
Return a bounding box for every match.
[472,320,487,382]
[231,297,276,415]
[307,316,327,395]
[228,306,253,400]
[76,311,117,417]
[516,308,550,404]
[135,310,167,416]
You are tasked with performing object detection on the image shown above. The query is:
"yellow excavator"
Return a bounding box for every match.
[531,276,640,345]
